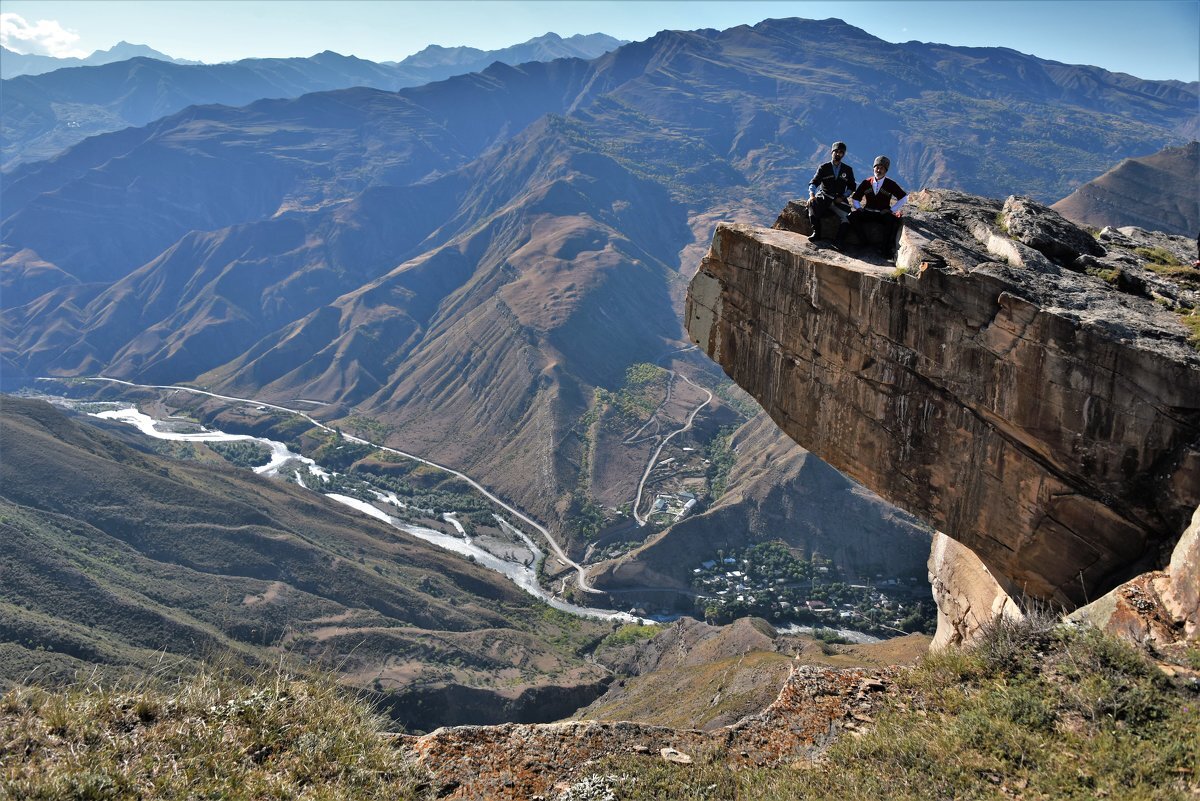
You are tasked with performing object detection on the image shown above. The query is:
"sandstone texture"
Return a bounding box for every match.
[1070,503,1200,666]
[687,190,1200,614]
[927,532,1022,649]
[396,662,899,799]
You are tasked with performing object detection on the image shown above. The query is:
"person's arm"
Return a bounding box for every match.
[808,164,827,198]
[888,179,908,216]
[841,167,856,199]
[850,178,868,209]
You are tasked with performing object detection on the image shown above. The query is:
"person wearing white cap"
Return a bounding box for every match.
[849,155,908,260]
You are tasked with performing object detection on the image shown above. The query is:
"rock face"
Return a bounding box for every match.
[1070,503,1200,663]
[686,190,1200,617]
[927,532,1022,649]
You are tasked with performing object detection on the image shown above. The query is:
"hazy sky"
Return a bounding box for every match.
[2,1,1197,82]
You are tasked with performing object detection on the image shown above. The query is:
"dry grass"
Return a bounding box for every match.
[599,620,1200,800]
[5,622,1197,800]
[1,666,430,800]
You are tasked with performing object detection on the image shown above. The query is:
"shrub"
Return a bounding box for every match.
[970,607,1059,677]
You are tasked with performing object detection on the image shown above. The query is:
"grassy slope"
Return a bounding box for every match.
[5,621,1195,800]
[577,618,932,732]
[1,668,432,800]
[599,621,1200,801]
[0,396,610,726]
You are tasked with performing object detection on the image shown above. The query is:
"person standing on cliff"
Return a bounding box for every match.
[807,141,856,244]
[850,155,908,260]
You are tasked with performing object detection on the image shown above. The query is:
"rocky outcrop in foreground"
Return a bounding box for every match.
[1071,503,1200,669]
[686,190,1200,642]
[396,664,898,799]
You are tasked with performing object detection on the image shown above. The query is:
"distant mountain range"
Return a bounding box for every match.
[382,32,626,73]
[0,41,201,78]
[2,17,1196,592]
[0,32,627,168]
[1052,141,1199,237]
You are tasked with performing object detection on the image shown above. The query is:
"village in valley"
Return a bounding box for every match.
[686,541,936,636]
[575,401,937,637]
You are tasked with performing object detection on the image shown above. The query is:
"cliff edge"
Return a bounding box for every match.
[686,190,1200,643]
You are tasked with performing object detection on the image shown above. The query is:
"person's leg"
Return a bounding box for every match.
[831,204,850,249]
[808,196,832,238]
[880,215,898,259]
[847,209,867,248]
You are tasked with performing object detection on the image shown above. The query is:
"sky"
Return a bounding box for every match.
[1,0,1197,82]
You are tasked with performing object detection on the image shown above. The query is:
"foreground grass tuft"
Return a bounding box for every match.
[1181,308,1200,351]
[1,667,430,800]
[601,620,1200,800]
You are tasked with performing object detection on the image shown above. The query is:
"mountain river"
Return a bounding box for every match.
[85,404,643,624]
[44,380,878,640]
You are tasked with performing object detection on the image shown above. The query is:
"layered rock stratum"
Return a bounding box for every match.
[686,190,1200,642]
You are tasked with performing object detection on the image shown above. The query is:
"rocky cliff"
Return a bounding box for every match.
[686,191,1200,639]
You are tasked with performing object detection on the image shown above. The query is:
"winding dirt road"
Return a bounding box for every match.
[70,377,606,595]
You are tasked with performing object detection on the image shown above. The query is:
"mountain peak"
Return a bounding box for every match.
[397,31,623,71]
[90,41,179,61]
[0,39,198,78]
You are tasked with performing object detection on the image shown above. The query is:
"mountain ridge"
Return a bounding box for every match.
[1052,140,1200,236]
[0,33,625,168]
[0,41,200,79]
[3,15,1196,604]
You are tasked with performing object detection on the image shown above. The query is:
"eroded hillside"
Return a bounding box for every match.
[0,396,614,731]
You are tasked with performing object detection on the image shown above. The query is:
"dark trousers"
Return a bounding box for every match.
[808,195,849,237]
[849,209,900,255]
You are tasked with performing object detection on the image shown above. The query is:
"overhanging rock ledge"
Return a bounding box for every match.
[685,190,1200,626]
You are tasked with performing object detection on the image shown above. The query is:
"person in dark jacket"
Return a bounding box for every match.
[807,141,856,243]
[850,155,908,259]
